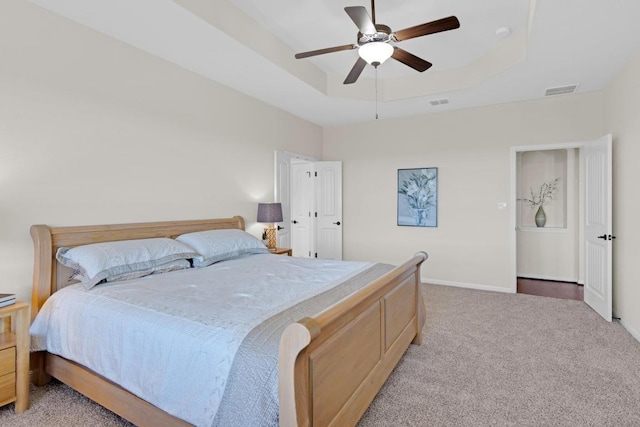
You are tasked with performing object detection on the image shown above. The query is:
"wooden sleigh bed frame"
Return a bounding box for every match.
[30,216,428,427]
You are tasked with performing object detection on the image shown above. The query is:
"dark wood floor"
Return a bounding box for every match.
[517,277,583,301]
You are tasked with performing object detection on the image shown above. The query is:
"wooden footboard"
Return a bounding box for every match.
[279,252,428,427]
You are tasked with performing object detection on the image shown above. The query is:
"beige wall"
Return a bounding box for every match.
[323,94,605,291]
[4,1,639,341]
[0,1,322,301]
[605,48,640,339]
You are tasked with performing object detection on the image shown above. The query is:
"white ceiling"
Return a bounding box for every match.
[27,0,640,127]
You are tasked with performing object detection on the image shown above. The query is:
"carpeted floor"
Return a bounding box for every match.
[1,284,639,426]
[358,284,640,426]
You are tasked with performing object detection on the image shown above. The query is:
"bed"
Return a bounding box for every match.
[29,216,428,426]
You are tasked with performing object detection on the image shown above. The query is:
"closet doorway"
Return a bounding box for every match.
[510,135,612,321]
[516,148,580,284]
[515,147,582,301]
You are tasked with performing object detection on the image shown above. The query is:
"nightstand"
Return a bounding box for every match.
[0,301,29,413]
[272,247,293,256]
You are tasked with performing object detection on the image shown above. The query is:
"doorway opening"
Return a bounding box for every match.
[510,135,612,321]
[274,151,344,260]
[515,148,582,300]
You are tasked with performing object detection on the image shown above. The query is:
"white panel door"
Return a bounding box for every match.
[274,151,292,248]
[583,134,613,321]
[291,161,313,258]
[315,161,343,260]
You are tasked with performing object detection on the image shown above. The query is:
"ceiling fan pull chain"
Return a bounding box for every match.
[375,66,379,120]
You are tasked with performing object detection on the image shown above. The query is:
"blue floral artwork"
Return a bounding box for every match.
[397,168,438,227]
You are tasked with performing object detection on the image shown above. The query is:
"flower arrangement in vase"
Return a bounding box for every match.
[518,177,560,227]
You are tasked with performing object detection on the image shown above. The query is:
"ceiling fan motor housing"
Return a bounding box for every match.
[357,24,392,46]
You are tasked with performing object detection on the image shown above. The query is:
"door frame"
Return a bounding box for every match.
[509,141,583,293]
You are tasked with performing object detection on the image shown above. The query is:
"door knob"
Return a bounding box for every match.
[277,225,284,231]
[597,234,607,240]
[291,220,298,224]
[333,221,341,226]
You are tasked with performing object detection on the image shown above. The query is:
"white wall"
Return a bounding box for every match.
[323,94,605,291]
[0,1,322,301]
[605,47,640,339]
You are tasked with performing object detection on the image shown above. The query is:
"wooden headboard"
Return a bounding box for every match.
[30,216,245,321]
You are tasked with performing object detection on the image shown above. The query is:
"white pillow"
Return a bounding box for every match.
[176,229,269,268]
[56,238,200,290]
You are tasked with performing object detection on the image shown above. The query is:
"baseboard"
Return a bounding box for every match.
[422,278,514,294]
[620,318,640,344]
[517,274,579,283]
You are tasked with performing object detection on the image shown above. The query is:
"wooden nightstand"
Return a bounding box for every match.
[0,301,29,413]
[272,247,293,256]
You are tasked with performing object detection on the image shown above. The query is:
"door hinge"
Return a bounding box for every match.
[315,252,318,258]
[314,172,317,177]
[314,212,318,218]
[308,251,311,257]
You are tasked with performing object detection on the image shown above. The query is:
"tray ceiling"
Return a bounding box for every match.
[27,0,640,126]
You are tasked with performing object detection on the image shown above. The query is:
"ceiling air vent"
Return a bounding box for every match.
[545,84,579,96]
[429,98,450,106]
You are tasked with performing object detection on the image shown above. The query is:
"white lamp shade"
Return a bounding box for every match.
[358,42,394,66]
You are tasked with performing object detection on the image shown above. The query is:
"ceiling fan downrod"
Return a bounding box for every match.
[371,0,376,24]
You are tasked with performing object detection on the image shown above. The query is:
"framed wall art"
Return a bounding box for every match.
[397,167,438,227]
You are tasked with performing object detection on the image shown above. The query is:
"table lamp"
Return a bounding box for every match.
[257,202,283,249]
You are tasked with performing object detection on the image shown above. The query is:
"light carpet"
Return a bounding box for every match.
[1,284,639,426]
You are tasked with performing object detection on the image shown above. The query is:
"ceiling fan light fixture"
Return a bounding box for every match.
[358,42,393,66]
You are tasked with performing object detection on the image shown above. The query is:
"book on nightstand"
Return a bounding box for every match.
[0,293,16,308]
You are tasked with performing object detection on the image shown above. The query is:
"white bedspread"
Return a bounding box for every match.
[30,254,372,427]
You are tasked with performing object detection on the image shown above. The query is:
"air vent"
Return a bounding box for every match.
[545,84,579,96]
[429,98,450,106]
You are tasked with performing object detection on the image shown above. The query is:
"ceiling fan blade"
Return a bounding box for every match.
[345,6,376,34]
[295,44,357,59]
[393,16,460,42]
[344,57,367,84]
[392,47,432,72]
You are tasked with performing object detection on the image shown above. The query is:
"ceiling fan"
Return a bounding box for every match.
[294,0,460,84]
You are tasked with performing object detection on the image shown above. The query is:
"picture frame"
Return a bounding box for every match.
[397,167,438,227]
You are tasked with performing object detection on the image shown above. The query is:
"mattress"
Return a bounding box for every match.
[30,253,391,426]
